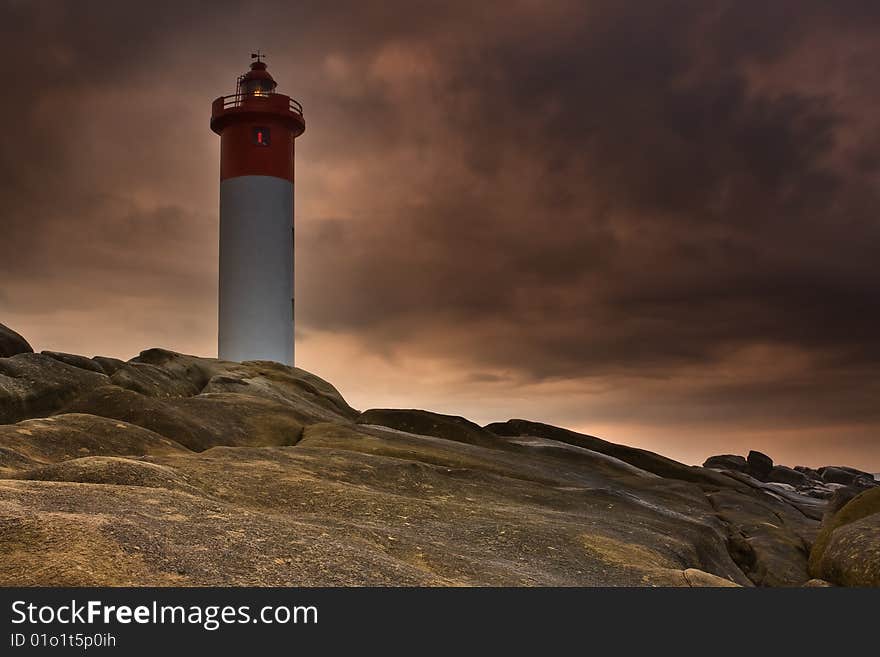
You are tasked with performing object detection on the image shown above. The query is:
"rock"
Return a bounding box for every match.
[61,385,304,452]
[487,419,752,493]
[0,323,33,358]
[110,362,202,398]
[92,356,126,376]
[803,578,833,587]
[824,486,868,520]
[810,487,880,586]
[682,568,741,587]
[767,465,808,487]
[703,454,749,472]
[707,488,812,586]
[135,349,359,423]
[0,345,847,587]
[0,346,357,450]
[499,433,659,479]
[201,372,353,425]
[814,515,880,587]
[795,466,822,481]
[0,413,187,475]
[747,450,774,480]
[819,466,877,487]
[359,409,504,450]
[801,485,835,500]
[41,351,107,374]
[301,421,655,488]
[242,360,359,421]
[130,348,218,389]
[719,468,827,520]
[19,456,200,494]
[0,418,756,586]
[0,354,109,424]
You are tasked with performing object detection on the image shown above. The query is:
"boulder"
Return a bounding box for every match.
[703,454,748,472]
[819,466,876,487]
[0,323,33,358]
[767,465,808,487]
[810,487,880,586]
[747,450,774,480]
[814,514,880,587]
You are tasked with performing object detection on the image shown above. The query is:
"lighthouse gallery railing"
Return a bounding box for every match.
[216,93,304,116]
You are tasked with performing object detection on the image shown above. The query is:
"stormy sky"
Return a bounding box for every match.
[1,0,878,470]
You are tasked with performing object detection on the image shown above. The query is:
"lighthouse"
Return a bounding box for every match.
[210,53,305,365]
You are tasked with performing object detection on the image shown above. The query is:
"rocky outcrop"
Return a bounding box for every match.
[819,466,876,488]
[135,348,359,423]
[20,456,201,494]
[489,419,751,492]
[110,362,202,397]
[703,451,876,502]
[0,413,186,468]
[0,354,110,424]
[0,323,875,587]
[61,386,305,451]
[0,323,32,358]
[706,488,813,586]
[485,420,836,586]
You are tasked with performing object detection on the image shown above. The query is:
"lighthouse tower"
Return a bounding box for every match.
[210,54,305,365]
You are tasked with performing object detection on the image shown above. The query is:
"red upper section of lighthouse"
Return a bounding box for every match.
[211,56,305,182]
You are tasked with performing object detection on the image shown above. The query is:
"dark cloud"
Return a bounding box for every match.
[0,1,878,468]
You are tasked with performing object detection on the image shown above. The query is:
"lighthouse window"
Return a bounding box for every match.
[253,127,271,146]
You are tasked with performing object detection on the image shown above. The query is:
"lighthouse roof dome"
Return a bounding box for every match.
[241,60,276,84]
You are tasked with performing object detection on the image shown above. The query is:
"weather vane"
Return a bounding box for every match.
[251,49,265,63]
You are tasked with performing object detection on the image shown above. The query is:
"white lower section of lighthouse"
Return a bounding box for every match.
[218,175,294,365]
